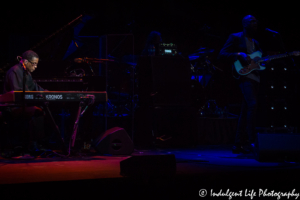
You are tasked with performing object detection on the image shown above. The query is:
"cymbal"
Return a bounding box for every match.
[122,55,138,66]
[74,57,115,63]
[123,62,137,66]
[196,48,214,54]
[188,48,214,61]
[188,55,201,61]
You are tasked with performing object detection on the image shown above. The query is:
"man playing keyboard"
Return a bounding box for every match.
[3,50,46,157]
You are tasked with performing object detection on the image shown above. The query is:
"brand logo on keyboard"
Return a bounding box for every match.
[45,94,63,100]
[25,95,34,99]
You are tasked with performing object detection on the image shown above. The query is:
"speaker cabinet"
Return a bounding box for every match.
[93,127,134,155]
[120,154,176,177]
[255,133,300,161]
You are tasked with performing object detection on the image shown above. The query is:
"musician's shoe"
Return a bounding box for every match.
[232,143,254,154]
[11,154,35,160]
[28,141,39,151]
[232,145,243,154]
[28,141,44,157]
[1,146,22,158]
[28,141,52,157]
[9,146,35,159]
[240,143,254,154]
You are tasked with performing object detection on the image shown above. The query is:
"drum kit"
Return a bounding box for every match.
[66,46,223,117]
[67,56,136,117]
[189,47,224,117]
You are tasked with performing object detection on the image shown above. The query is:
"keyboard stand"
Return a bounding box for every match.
[44,102,68,154]
[70,95,95,149]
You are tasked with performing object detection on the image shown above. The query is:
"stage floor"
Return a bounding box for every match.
[1,145,300,199]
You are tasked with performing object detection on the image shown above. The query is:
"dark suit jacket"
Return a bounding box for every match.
[3,63,44,94]
[218,32,261,64]
[218,32,262,82]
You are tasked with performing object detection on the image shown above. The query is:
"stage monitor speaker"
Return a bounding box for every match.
[93,127,134,155]
[255,133,300,162]
[120,154,176,177]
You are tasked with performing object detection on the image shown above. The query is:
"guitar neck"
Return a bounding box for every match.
[258,52,293,63]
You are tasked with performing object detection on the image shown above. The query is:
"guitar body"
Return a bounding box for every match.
[234,51,265,75]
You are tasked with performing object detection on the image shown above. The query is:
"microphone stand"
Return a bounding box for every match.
[278,35,297,69]
[270,31,296,68]
[22,62,26,114]
[21,61,27,155]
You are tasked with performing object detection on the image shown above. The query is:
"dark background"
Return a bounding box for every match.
[1,1,299,130]
[1,1,300,58]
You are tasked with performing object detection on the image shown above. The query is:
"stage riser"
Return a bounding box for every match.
[255,133,300,162]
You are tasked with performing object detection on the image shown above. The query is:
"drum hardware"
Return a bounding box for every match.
[189,47,224,114]
[68,68,86,77]
[64,57,115,77]
[198,99,223,118]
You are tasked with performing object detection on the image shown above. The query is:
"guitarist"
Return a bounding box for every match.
[218,15,261,154]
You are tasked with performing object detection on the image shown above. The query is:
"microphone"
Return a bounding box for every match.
[265,28,280,35]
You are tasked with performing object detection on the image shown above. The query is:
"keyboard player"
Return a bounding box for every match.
[2,50,46,157]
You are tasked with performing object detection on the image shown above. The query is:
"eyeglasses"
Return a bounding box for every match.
[27,60,38,66]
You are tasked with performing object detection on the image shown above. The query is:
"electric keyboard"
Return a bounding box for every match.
[0,91,107,103]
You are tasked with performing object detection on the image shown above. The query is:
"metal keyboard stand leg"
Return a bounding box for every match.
[71,101,84,148]
[44,102,68,154]
[71,96,95,149]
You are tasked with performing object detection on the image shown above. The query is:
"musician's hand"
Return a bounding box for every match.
[238,52,250,66]
[238,52,247,60]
